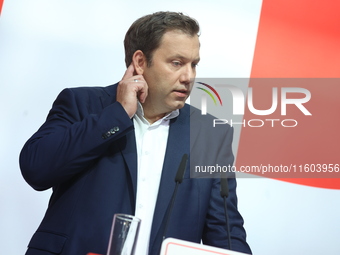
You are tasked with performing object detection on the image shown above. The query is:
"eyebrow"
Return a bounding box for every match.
[172,54,200,63]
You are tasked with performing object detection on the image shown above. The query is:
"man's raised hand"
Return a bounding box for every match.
[117,63,148,118]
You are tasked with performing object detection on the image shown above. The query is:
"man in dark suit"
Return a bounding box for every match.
[20,11,251,255]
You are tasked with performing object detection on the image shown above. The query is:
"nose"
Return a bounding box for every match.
[179,64,196,85]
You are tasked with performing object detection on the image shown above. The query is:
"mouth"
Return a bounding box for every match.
[173,89,189,98]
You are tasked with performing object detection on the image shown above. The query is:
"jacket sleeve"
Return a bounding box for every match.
[19,86,134,191]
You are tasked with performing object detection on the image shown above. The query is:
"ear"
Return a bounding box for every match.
[132,50,147,75]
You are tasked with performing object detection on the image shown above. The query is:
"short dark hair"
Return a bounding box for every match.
[124,11,200,67]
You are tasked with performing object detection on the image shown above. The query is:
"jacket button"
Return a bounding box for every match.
[102,131,110,139]
[102,127,119,139]
[110,127,119,134]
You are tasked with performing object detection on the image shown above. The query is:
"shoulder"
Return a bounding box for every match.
[181,103,233,132]
[47,83,120,118]
[52,83,118,108]
[63,83,118,99]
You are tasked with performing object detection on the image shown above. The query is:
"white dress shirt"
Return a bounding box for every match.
[133,102,179,255]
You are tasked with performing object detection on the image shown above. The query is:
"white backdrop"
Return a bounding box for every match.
[1,1,340,254]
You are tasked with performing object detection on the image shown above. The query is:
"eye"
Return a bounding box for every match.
[192,63,199,68]
[172,61,182,67]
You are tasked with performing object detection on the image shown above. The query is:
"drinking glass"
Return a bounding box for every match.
[106,214,141,255]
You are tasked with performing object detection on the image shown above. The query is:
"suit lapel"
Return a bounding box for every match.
[149,104,196,251]
[119,132,138,208]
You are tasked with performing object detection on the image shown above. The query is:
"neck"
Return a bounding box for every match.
[141,102,168,124]
[143,110,167,124]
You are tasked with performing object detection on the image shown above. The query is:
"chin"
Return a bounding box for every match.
[173,102,186,110]
[166,98,187,112]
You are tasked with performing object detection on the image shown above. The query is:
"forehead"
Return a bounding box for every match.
[156,30,200,58]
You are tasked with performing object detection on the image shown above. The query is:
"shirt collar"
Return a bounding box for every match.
[135,101,179,123]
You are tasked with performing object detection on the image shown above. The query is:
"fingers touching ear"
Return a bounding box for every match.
[132,50,147,75]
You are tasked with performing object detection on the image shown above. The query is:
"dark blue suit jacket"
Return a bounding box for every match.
[20,84,251,255]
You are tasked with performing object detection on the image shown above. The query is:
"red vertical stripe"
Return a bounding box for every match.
[0,0,4,15]
[251,0,340,78]
[236,0,340,189]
